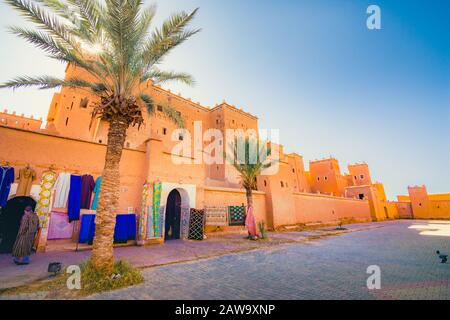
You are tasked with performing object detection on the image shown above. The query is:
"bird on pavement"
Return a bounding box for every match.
[436,251,448,263]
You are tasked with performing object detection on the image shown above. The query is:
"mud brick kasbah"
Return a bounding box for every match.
[1,64,449,251]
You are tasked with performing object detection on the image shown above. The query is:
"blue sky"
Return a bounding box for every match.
[0,0,449,199]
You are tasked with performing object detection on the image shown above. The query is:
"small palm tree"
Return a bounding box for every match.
[1,0,200,274]
[228,137,274,217]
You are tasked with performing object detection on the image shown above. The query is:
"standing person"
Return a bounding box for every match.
[12,205,39,265]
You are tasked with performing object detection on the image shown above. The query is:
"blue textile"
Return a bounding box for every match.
[68,175,82,222]
[114,214,136,243]
[78,214,136,244]
[91,176,102,210]
[79,214,96,244]
[0,166,14,208]
[13,256,29,264]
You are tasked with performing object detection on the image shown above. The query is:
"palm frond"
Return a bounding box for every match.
[5,0,80,49]
[0,75,97,91]
[151,102,185,128]
[228,137,276,190]
[3,0,200,132]
[141,69,194,85]
[139,93,154,115]
[8,26,70,56]
[141,8,200,69]
[162,104,185,128]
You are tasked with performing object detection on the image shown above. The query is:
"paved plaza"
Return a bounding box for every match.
[91,220,450,300]
[1,220,449,300]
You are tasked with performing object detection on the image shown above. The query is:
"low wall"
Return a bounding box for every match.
[291,192,372,225]
[203,186,267,224]
[396,201,413,219]
[419,200,450,219]
[0,126,147,212]
[385,202,399,219]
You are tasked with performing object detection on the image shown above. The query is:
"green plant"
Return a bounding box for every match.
[78,259,144,295]
[258,221,267,239]
[335,218,347,230]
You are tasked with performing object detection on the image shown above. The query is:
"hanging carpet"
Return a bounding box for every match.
[228,205,246,226]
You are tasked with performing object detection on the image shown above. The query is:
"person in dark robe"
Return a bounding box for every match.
[12,205,39,265]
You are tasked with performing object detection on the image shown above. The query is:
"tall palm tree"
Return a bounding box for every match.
[1,0,200,274]
[229,137,273,214]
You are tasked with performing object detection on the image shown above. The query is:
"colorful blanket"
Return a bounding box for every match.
[228,205,246,226]
[205,206,228,226]
[152,181,162,237]
[138,182,149,240]
[35,170,57,228]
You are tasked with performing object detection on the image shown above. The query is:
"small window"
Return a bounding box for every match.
[360,174,364,179]
[157,105,163,112]
[232,119,235,124]
[65,117,69,126]
[99,139,103,143]
[324,176,328,181]
[419,203,422,207]
[80,97,89,108]
[317,177,320,181]
[359,194,365,200]
[264,180,267,187]
[163,128,167,135]
[292,169,295,173]
[216,119,219,125]
[281,181,284,187]
[354,176,357,180]
[179,134,184,141]
[70,102,74,110]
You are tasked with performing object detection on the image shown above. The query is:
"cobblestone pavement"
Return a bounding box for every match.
[0,230,293,290]
[89,220,450,300]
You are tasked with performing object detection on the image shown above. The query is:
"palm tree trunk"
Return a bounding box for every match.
[91,116,128,274]
[245,188,253,209]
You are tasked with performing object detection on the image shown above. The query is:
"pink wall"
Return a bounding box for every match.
[0,126,147,213]
[292,192,371,225]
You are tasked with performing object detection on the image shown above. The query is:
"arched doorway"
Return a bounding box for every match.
[165,189,182,240]
[0,196,37,253]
